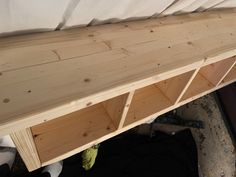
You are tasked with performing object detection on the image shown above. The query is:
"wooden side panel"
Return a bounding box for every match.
[181,73,214,101]
[31,103,116,163]
[125,85,173,126]
[222,65,236,83]
[175,68,201,104]
[199,57,236,86]
[10,128,41,171]
[102,93,130,129]
[157,71,195,103]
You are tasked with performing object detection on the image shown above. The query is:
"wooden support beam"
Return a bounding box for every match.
[10,128,41,171]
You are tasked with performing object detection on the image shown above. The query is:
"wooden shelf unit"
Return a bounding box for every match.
[1,9,236,171]
[181,57,236,101]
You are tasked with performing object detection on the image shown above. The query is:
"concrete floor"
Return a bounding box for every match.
[137,94,236,177]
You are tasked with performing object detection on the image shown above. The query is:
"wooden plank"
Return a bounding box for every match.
[1,10,236,138]
[10,128,41,171]
[199,56,236,86]
[181,73,215,100]
[124,85,173,126]
[157,70,195,103]
[175,68,201,104]
[222,65,236,83]
[118,91,135,129]
[102,93,130,129]
[31,103,115,163]
[0,50,59,72]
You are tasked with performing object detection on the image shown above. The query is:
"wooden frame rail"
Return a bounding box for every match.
[0,9,236,171]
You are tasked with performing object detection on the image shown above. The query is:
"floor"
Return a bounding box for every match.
[136,94,236,177]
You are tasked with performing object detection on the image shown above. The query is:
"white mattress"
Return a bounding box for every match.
[0,0,235,36]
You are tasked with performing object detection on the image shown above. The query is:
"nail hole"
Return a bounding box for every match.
[168,46,171,49]
[157,63,161,67]
[0,72,2,76]
[83,133,88,137]
[84,78,91,83]
[106,126,111,131]
[187,41,193,45]
[86,102,92,106]
[27,90,32,93]
[150,30,154,33]
[3,98,10,103]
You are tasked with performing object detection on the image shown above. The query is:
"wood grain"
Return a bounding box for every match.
[10,128,41,171]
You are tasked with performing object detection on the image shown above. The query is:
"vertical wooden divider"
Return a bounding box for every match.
[117,91,135,129]
[102,91,135,129]
[200,57,236,86]
[10,128,41,171]
[157,71,197,104]
[216,58,236,86]
[175,68,201,104]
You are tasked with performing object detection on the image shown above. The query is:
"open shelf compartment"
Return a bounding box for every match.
[221,64,236,83]
[31,93,129,164]
[124,71,195,126]
[181,57,236,101]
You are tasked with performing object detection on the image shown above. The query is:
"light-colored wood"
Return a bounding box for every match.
[10,128,41,171]
[37,76,236,167]
[1,9,236,171]
[31,103,115,163]
[117,91,135,129]
[1,10,236,137]
[175,68,201,104]
[157,70,196,103]
[199,56,236,86]
[181,73,215,101]
[222,64,236,83]
[102,93,130,128]
[124,84,173,126]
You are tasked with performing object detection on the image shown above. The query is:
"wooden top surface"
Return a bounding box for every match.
[1,9,236,136]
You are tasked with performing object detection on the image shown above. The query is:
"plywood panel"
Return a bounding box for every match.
[157,71,195,103]
[31,103,115,163]
[125,85,173,126]
[222,65,236,83]
[181,73,214,100]
[199,56,236,86]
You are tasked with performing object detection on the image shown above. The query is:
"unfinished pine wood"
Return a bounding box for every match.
[222,64,236,83]
[199,56,236,86]
[124,84,173,126]
[10,128,41,171]
[175,68,201,104]
[157,71,196,103]
[1,9,236,171]
[118,91,135,129]
[31,103,116,163]
[102,93,130,128]
[1,10,236,137]
[180,73,215,101]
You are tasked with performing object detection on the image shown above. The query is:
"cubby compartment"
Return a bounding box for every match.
[124,71,195,126]
[181,57,236,101]
[221,64,236,83]
[31,94,129,164]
